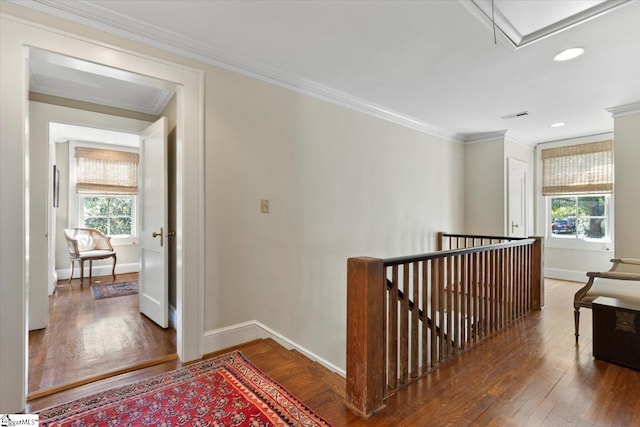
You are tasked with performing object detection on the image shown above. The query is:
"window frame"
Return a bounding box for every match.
[79,194,137,238]
[68,140,140,246]
[546,194,612,247]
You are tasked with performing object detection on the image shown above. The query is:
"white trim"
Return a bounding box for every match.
[56,262,139,281]
[545,268,588,283]
[14,0,463,143]
[606,102,640,118]
[202,321,346,377]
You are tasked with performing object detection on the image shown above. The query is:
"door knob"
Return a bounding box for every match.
[152,227,164,247]
[511,222,519,233]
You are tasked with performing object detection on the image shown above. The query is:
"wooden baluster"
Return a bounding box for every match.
[497,248,504,329]
[421,260,429,374]
[464,253,470,348]
[447,255,454,357]
[453,255,460,354]
[508,248,515,323]
[388,265,398,391]
[438,257,445,362]
[411,261,419,378]
[431,258,438,367]
[400,264,409,384]
[490,250,495,333]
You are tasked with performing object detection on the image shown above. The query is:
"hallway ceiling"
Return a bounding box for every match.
[17,0,640,145]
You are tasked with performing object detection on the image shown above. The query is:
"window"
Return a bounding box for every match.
[81,195,136,236]
[550,195,609,240]
[73,146,139,238]
[541,139,614,244]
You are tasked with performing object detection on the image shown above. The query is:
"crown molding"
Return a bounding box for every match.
[606,101,640,118]
[462,130,508,144]
[15,0,464,143]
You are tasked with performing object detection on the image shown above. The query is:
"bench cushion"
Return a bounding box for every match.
[584,278,640,305]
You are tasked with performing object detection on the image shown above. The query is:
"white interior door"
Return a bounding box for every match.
[508,158,527,238]
[139,117,169,327]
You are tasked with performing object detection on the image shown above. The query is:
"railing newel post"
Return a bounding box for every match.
[529,236,544,310]
[346,257,386,418]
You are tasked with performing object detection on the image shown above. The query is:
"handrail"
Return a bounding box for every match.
[346,232,544,418]
[384,238,536,266]
[439,232,529,241]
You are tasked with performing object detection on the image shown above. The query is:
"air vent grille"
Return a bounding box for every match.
[501,111,529,120]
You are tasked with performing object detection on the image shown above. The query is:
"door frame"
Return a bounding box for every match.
[0,15,204,412]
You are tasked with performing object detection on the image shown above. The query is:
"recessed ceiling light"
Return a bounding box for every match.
[550,122,566,128]
[553,47,585,62]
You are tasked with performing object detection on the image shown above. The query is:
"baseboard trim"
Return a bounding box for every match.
[56,262,139,280]
[545,268,588,283]
[202,321,345,377]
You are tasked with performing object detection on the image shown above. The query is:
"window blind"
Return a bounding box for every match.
[541,140,613,196]
[75,147,139,194]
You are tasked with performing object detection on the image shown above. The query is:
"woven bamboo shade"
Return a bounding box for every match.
[75,147,139,194]
[541,140,613,196]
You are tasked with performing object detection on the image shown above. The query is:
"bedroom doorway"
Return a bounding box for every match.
[27,51,179,397]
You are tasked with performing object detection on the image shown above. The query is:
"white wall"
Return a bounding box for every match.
[613,111,640,258]
[205,72,464,368]
[464,139,505,235]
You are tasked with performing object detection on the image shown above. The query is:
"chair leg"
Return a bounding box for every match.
[80,260,85,287]
[69,259,75,284]
[89,259,93,284]
[574,308,580,343]
[112,254,117,280]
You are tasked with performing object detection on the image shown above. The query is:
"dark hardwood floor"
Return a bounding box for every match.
[28,272,176,396]
[27,279,640,426]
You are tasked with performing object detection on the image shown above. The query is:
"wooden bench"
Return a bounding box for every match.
[574,258,640,341]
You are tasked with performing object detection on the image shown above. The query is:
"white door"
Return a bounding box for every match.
[508,158,527,238]
[139,117,169,327]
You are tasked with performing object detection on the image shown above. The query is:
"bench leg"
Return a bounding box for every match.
[574,308,580,343]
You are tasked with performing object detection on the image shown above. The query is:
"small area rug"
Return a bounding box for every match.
[37,351,332,427]
[91,281,139,300]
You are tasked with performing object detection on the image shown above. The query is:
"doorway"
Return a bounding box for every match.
[508,158,528,237]
[0,17,205,410]
[28,118,178,395]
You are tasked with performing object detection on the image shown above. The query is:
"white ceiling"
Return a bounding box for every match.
[17,0,640,145]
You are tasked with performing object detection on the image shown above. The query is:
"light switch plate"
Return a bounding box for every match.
[260,199,270,213]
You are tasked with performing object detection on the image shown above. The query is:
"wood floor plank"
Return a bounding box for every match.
[28,273,176,394]
[26,279,640,426]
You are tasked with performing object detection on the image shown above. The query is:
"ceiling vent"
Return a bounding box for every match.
[501,111,529,120]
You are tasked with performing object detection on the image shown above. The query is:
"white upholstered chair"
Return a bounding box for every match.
[63,228,117,287]
[574,258,640,341]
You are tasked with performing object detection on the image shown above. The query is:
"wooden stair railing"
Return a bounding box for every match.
[346,233,544,418]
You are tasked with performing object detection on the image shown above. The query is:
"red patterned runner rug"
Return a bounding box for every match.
[38,351,332,426]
